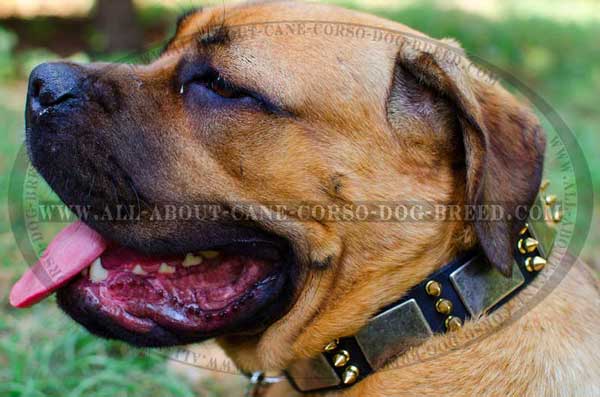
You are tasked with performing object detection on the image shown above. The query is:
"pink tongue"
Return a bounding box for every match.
[9,221,108,308]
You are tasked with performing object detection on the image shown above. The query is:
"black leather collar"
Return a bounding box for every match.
[245,193,558,395]
[286,247,539,393]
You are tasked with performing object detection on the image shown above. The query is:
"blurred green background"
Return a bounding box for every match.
[0,0,598,395]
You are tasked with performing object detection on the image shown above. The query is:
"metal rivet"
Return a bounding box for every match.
[425,280,442,297]
[445,316,463,332]
[552,208,562,223]
[333,350,350,367]
[544,194,557,206]
[323,339,338,352]
[342,366,359,385]
[525,256,546,272]
[518,237,539,254]
[435,298,453,315]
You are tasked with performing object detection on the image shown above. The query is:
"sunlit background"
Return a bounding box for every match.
[1,1,598,396]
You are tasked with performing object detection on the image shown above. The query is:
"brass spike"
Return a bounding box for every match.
[525,256,546,272]
[342,366,359,385]
[519,223,529,235]
[323,339,339,352]
[518,237,539,254]
[445,316,463,332]
[435,299,453,315]
[552,208,562,223]
[333,350,350,367]
[544,194,557,206]
[540,179,550,191]
[425,280,442,297]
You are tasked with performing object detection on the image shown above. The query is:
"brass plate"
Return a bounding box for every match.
[286,353,340,391]
[355,298,433,369]
[450,256,524,317]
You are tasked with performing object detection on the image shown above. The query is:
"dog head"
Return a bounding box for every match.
[22,1,544,369]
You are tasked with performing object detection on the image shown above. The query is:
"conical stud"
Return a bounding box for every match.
[552,209,562,223]
[518,237,539,254]
[445,316,463,332]
[525,256,546,272]
[519,223,529,235]
[435,299,453,315]
[333,350,350,367]
[425,280,442,297]
[544,194,557,206]
[323,339,339,352]
[342,366,359,385]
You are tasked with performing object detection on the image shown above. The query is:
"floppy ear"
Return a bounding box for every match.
[393,38,546,276]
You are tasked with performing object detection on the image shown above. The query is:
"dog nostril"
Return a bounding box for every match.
[38,89,76,108]
[31,79,42,99]
[39,91,56,107]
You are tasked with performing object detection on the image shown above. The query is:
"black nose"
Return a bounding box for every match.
[28,63,81,112]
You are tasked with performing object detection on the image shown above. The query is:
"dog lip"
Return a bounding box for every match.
[84,218,290,259]
[56,251,293,346]
[57,272,288,347]
[52,221,298,346]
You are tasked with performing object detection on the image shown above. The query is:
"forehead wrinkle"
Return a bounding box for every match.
[197,25,230,48]
[161,8,218,57]
[165,1,279,58]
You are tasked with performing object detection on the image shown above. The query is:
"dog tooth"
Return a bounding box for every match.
[182,253,203,267]
[89,258,108,282]
[159,263,176,274]
[132,264,147,275]
[200,250,220,259]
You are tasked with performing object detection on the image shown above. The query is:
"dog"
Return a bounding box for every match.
[12,1,600,396]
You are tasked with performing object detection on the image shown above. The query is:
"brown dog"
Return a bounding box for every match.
[14,1,599,396]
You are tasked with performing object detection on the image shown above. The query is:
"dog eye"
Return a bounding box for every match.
[187,70,249,100]
[208,75,247,99]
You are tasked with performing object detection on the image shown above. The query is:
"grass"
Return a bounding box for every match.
[0,0,598,395]
[0,300,196,397]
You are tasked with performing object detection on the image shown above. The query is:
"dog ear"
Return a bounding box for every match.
[391,38,546,276]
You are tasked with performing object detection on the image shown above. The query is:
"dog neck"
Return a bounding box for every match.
[247,193,558,395]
